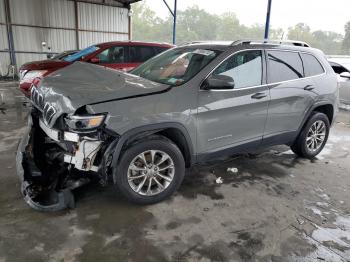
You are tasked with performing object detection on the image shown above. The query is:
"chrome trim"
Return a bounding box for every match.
[39,119,79,143]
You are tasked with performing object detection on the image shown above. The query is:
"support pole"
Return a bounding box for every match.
[74,0,80,50]
[162,0,177,45]
[264,0,272,40]
[4,0,16,67]
[172,0,177,45]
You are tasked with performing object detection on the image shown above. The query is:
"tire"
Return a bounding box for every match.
[291,112,330,159]
[115,135,185,204]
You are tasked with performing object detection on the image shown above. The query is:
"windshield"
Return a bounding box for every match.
[63,45,99,62]
[131,47,221,86]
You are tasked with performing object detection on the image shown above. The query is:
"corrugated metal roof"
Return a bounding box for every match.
[113,0,142,4]
[10,0,75,28]
[78,2,128,33]
[0,0,5,23]
[12,26,76,52]
[0,25,8,50]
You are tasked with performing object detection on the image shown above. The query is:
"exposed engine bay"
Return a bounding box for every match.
[16,108,118,211]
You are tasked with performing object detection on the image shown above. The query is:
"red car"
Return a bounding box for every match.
[19,41,173,97]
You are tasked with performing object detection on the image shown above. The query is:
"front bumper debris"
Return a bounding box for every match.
[16,115,75,211]
[16,113,117,212]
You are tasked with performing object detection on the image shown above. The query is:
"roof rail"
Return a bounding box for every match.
[230,39,311,47]
[179,41,207,46]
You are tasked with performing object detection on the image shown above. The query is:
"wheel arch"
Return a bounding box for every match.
[110,123,195,183]
[296,101,334,138]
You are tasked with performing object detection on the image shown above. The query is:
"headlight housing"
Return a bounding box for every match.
[22,70,47,80]
[65,114,107,131]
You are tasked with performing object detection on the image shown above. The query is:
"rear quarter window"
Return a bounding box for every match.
[301,53,325,77]
[267,50,304,83]
[129,46,156,63]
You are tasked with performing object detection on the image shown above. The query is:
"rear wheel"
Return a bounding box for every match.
[291,112,330,158]
[115,136,185,204]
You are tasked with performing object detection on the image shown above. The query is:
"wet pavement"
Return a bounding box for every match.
[0,81,350,262]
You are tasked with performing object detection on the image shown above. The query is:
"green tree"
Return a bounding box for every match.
[131,2,346,55]
[287,23,315,45]
[312,31,342,55]
[175,6,219,43]
[342,21,350,54]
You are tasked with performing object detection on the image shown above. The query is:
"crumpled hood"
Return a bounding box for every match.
[39,62,170,114]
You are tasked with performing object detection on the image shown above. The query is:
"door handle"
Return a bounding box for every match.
[304,85,315,91]
[251,92,267,99]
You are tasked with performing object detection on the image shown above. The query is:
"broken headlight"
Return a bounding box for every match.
[65,114,107,131]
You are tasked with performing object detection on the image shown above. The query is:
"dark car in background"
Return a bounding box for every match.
[19,41,174,97]
[328,57,350,104]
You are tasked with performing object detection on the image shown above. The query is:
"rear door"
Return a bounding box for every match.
[196,49,270,154]
[264,50,318,139]
[127,46,157,70]
[92,45,130,71]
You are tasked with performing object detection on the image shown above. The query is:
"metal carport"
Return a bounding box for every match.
[0,0,141,75]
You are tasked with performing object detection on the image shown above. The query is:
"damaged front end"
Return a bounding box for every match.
[16,90,119,211]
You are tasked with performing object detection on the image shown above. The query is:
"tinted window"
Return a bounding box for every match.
[129,46,156,63]
[267,51,303,83]
[301,53,325,76]
[331,64,348,74]
[95,46,125,63]
[212,50,262,88]
[154,46,169,54]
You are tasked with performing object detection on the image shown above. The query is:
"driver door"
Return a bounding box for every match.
[196,49,270,154]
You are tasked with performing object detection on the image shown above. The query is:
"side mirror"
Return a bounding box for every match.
[47,54,53,59]
[90,57,100,64]
[340,72,350,79]
[202,74,235,90]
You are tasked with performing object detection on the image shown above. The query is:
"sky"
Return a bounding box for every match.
[141,0,350,34]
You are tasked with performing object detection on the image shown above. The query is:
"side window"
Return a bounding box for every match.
[95,46,125,63]
[301,53,325,76]
[154,46,169,55]
[212,50,262,89]
[331,65,348,74]
[267,50,303,83]
[129,46,156,63]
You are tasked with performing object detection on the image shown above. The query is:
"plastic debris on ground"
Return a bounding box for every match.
[216,177,223,184]
[227,167,238,174]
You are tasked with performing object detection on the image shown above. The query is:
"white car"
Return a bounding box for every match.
[328,57,350,105]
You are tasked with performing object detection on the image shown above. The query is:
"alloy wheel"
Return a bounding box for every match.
[306,120,326,152]
[127,150,175,196]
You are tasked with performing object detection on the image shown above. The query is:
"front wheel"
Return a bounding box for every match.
[115,136,185,204]
[291,112,330,159]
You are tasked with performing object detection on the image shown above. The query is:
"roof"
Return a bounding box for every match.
[180,39,316,53]
[96,41,174,48]
[114,0,142,4]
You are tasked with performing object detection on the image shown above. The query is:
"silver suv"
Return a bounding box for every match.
[17,40,338,211]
